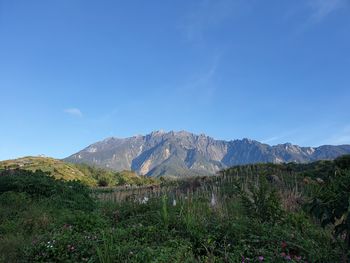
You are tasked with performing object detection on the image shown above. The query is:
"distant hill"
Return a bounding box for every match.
[0,156,157,186]
[64,130,350,177]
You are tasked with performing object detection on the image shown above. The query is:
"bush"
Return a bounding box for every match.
[0,169,95,211]
[308,169,350,251]
[98,177,109,187]
[334,155,350,170]
[239,177,284,224]
[24,228,101,262]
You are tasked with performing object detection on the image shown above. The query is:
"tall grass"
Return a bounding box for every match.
[1,162,345,262]
[96,231,115,263]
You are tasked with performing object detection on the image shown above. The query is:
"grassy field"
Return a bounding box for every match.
[0,156,349,262]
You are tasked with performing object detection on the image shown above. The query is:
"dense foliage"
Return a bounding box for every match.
[0,156,350,262]
[308,155,350,249]
[73,163,158,187]
[0,169,94,211]
[0,157,158,187]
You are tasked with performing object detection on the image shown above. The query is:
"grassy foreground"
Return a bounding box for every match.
[1,156,350,262]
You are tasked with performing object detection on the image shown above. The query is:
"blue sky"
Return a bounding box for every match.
[0,0,350,160]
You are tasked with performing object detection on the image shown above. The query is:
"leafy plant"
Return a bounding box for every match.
[161,195,169,228]
[308,169,350,250]
[96,231,115,263]
[239,177,284,224]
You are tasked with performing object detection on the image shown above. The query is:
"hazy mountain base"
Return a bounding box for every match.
[1,157,349,262]
[65,130,350,177]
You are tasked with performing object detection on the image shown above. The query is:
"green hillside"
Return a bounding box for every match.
[0,156,158,187]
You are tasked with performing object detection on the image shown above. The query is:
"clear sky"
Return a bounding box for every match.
[0,0,349,160]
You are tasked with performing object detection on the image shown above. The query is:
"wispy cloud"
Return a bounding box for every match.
[64,108,82,117]
[177,54,221,104]
[184,56,218,90]
[261,135,285,144]
[307,0,347,23]
[179,0,240,42]
[261,129,301,145]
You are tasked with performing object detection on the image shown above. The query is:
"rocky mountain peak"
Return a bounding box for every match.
[64,130,350,177]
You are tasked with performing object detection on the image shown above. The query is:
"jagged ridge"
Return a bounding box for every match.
[64,130,350,177]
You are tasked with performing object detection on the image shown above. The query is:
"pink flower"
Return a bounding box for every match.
[281,241,287,249]
[258,256,264,261]
[67,244,75,251]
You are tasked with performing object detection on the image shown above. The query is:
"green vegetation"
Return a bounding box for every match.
[0,155,349,262]
[74,163,158,187]
[308,156,350,249]
[0,156,158,187]
[0,156,96,185]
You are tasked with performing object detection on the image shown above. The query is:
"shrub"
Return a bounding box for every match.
[334,155,350,170]
[24,228,100,262]
[98,178,109,187]
[0,169,95,211]
[239,177,284,224]
[308,169,350,251]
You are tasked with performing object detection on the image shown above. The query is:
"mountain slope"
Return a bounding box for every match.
[64,130,350,177]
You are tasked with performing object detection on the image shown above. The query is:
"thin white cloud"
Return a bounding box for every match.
[179,0,241,42]
[64,108,82,117]
[184,57,218,91]
[261,129,301,145]
[307,0,347,23]
[176,54,221,104]
[261,135,284,144]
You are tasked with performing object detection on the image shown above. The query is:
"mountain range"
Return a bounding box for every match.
[65,130,350,177]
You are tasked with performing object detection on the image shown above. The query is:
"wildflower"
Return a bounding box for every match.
[241,256,250,262]
[67,244,75,251]
[281,241,287,249]
[285,255,291,260]
[258,256,264,261]
[140,196,149,204]
[210,192,217,207]
[46,241,54,248]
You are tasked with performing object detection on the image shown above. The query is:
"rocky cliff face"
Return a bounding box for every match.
[64,130,350,177]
